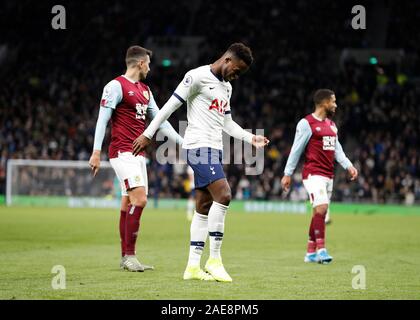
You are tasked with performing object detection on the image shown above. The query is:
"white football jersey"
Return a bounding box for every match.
[174,65,232,150]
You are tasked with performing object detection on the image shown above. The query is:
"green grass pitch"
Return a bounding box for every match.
[1,206,419,300]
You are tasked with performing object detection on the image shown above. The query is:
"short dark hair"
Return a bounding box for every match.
[313,89,335,105]
[227,43,253,66]
[125,45,152,67]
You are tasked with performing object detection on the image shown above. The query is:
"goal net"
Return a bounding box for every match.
[6,159,121,208]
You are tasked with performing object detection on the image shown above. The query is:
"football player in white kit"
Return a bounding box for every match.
[133,43,269,282]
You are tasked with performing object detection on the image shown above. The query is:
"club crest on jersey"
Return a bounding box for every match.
[209,98,228,114]
[142,90,149,100]
[330,125,338,134]
[128,91,134,96]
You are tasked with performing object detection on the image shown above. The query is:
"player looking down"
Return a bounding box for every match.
[132,43,269,282]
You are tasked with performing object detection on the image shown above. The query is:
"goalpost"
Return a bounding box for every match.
[6,159,121,208]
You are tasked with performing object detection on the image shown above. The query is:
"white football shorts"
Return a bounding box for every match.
[302,174,333,207]
[109,152,148,196]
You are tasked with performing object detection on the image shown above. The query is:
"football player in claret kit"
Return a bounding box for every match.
[281,89,358,264]
[89,46,183,272]
[132,43,269,282]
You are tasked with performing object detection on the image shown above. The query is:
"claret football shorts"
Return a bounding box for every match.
[109,151,148,196]
[302,174,333,207]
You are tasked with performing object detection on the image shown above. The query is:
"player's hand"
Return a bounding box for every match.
[252,135,270,148]
[132,134,151,156]
[281,175,291,192]
[89,151,101,177]
[347,166,358,181]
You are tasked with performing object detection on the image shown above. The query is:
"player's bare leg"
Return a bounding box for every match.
[203,179,233,282]
[122,186,154,272]
[183,188,214,281]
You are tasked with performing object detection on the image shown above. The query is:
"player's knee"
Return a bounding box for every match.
[128,187,148,208]
[314,204,328,216]
[197,200,212,215]
[130,195,147,208]
[216,189,232,206]
[133,198,147,208]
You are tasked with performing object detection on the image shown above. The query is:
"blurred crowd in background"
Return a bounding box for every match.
[1,0,419,204]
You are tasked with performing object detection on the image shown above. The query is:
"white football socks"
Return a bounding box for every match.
[208,201,228,260]
[187,211,208,267]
